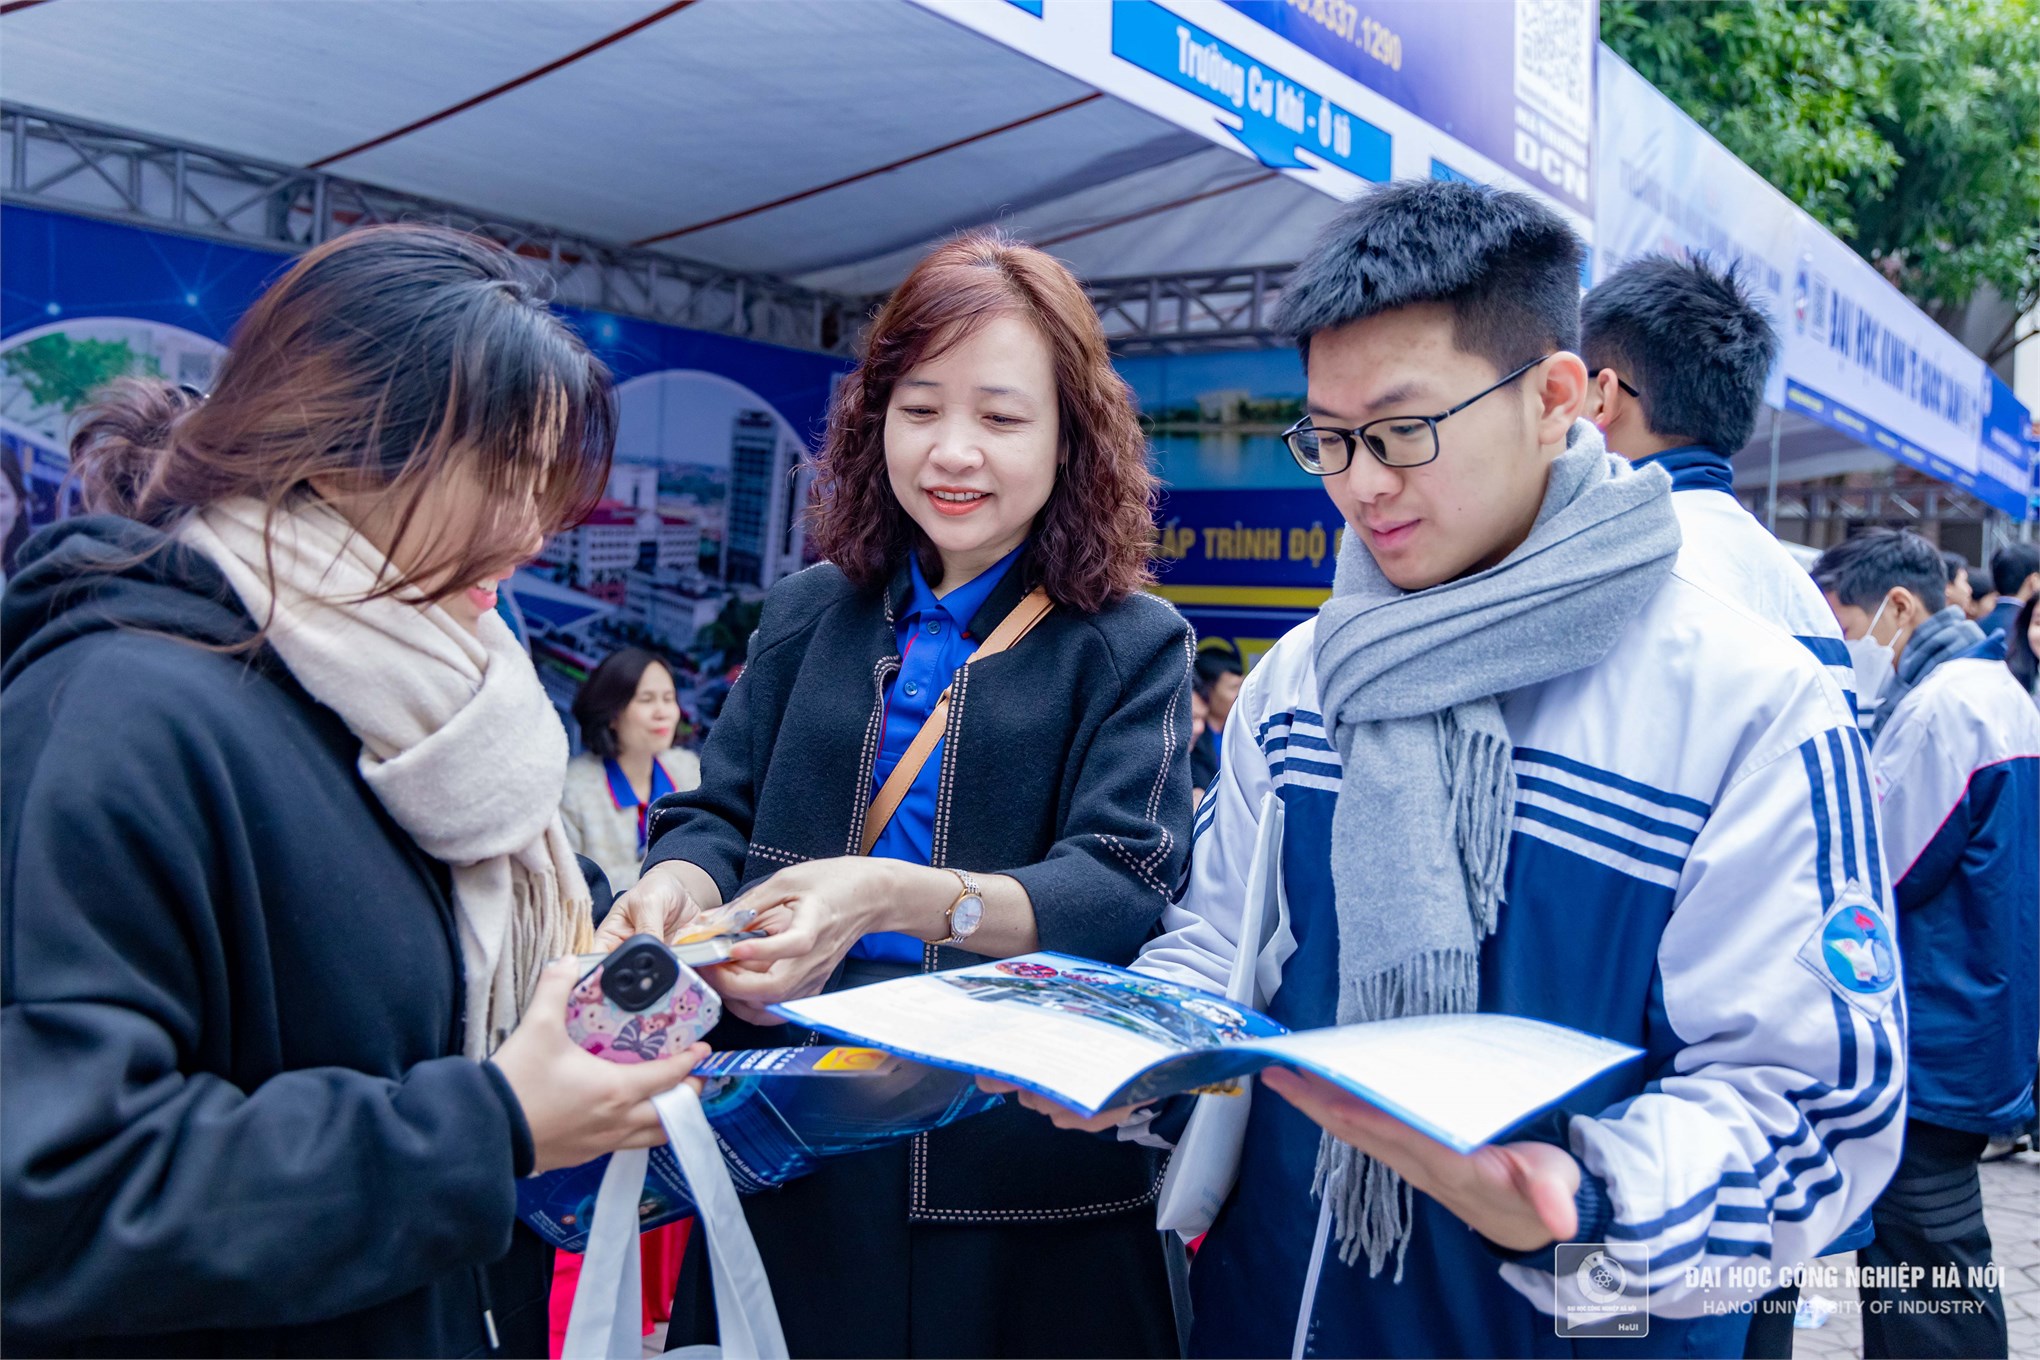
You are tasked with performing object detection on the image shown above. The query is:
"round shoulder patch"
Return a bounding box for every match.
[1820,902,1898,994]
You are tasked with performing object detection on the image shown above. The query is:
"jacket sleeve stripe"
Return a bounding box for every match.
[1842,728,1885,900]
[1799,740,1837,907]
[1825,730,1862,885]
[1516,746,1714,817]
[1515,775,1703,843]
[1514,802,1690,873]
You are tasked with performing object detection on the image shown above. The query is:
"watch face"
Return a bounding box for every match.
[952,893,986,939]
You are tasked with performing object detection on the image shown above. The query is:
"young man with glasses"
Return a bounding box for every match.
[1581,254,1857,716]
[1008,180,1903,1356]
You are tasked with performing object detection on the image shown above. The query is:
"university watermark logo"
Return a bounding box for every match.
[1555,1243,1650,1338]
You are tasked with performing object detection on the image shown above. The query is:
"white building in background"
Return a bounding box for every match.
[625,573,725,646]
[657,514,702,578]
[723,410,806,588]
[551,501,644,581]
[545,498,704,607]
[607,462,659,511]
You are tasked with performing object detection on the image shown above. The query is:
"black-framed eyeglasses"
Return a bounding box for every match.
[1282,354,1554,475]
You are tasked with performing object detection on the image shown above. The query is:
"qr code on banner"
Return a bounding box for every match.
[1514,0,1593,141]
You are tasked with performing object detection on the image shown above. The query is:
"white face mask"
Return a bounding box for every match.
[1845,596,1897,706]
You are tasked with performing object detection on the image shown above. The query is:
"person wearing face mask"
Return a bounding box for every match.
[562,647,699,893]
[1812,527,2038,1359]
[599,232,1193,1358]
[1583,254,1856,711]
[0,226,709,1358]
[1003,180,1903,1358]
[1823,530,2001,742]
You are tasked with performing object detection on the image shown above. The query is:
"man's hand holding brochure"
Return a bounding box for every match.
[773,952,1639,1159]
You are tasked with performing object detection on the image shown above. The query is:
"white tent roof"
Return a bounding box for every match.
[1,0,1337,292]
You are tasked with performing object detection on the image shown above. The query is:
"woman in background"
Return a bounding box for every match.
[2005,593,2040,704]
[563,646,701,891]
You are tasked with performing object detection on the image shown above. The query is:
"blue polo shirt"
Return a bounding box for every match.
[851,543,1026,961]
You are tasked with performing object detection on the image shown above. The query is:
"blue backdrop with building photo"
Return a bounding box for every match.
[1117,347,1335,667]
[0,206,852,741]
[1,206,1335,728]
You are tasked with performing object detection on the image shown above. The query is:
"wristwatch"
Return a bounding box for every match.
[937,868,986,946]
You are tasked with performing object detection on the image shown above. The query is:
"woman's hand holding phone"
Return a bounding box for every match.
[489,959,707,1174]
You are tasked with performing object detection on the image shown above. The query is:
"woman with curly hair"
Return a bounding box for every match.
[601,232,1193,1356]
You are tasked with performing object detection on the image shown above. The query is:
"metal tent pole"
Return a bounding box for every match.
[1766,407,1783,533]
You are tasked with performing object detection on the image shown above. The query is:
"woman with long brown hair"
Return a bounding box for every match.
[1,225,706,1357]
[602,232,1194,1356]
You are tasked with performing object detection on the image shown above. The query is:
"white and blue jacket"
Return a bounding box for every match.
[1636,445,1875,1260]
[1140,537,1906,1357]
[1635,447,1855,710]
[1869,655,2040,1136]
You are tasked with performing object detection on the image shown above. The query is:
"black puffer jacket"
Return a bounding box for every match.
[645,556,1196,1221]
[1,517,549,1358]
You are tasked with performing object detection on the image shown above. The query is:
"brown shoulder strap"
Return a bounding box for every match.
[859,586,1054,857]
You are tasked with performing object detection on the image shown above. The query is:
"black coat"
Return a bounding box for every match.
[645,557,1197,1221]
[1,518,549,1358]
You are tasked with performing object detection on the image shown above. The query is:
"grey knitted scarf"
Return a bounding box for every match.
[1310,424,1680,1277]
[1867,605,1985,746]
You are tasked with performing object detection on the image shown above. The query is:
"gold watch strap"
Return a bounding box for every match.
[940,868,981,944]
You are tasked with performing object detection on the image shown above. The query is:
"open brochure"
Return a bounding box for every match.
[517,1046,1001,1252]
[774,953,1640,1154]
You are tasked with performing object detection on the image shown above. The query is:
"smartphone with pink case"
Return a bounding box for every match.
[564,933,721,1063]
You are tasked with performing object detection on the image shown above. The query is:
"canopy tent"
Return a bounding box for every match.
[4,0,2023,552]
[0,0,1341,300]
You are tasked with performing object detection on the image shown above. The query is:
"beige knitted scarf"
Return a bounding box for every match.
[182,496,592,1059]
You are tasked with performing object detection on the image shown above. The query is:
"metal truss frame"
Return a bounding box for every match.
[5,104,1316,359]
[2,103,864,355]
[1748,482,1999,527]
[1085,264,1295,355]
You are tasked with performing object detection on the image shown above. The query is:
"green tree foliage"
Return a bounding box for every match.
[2,334,158,414]
[693,594,764,669]
[1604,0,2040,336]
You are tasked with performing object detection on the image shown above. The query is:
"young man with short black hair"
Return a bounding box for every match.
[1193,643,1244,737]
[1967,561,2000,624]
[1814,527,2039,1359]
[1942,550,1976,617]
[1012,181,1903,1356]
[1582,254,1854,704]
[1983,542,2040,654]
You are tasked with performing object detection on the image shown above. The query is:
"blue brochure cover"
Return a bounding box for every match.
[777,953,1641,1154]
[516,1045,1003,1252]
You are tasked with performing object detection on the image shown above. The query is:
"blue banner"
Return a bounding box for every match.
[1784,379,2028,520]
[1978,370,2038,520]
[1152,486,1335,665]
[1113,0,1390,179]
[1222,0,1594,211]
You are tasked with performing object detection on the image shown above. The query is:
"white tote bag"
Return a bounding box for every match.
[1154,792,1293,1239]
[561,1083,788,1360]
